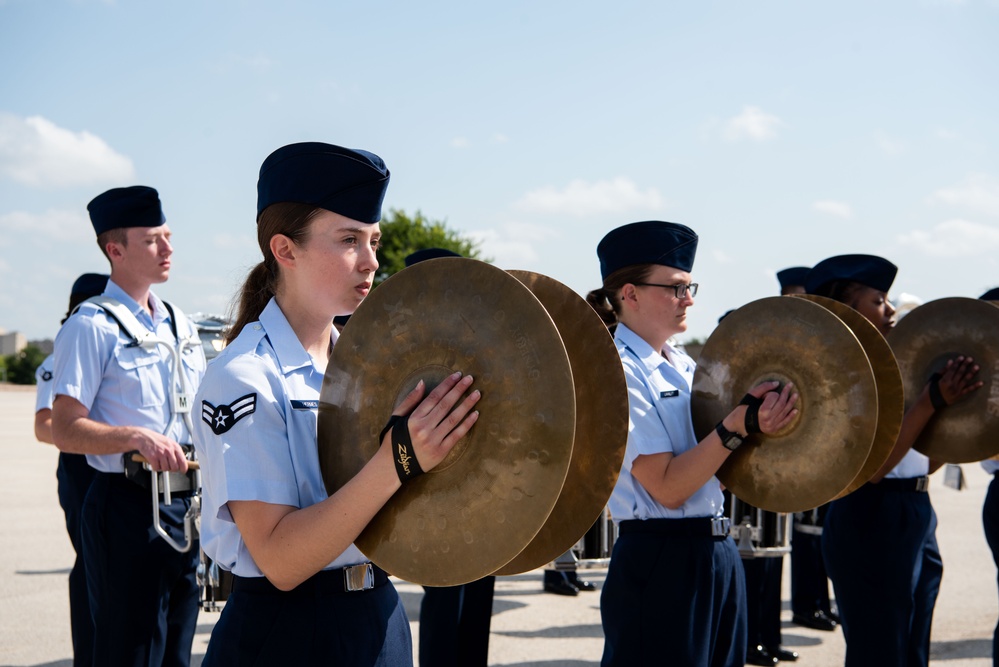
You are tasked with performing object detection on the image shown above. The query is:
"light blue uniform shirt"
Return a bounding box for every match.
[192,298,366,578]
[51,280,206,473]
[884,448,931,479]
[36,354,54,413]
[608,323,724,522]
[983,459,999,475]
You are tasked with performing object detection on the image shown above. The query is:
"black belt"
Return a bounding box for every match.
[232,563,388,596]
[872,476,930,493]
[619,517,731,539]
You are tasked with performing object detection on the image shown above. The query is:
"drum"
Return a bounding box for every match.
[577,506,617,568]
[197,551,233,612]
[725,492,790,558]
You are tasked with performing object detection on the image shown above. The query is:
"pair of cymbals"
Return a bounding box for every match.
[318,258,627,586]
[690,296,902,513]
[887,297,999,463]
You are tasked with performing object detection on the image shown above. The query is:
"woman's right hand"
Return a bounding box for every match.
[740,380,798,436]
[383,372,481,472]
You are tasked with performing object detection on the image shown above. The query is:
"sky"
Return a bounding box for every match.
[1,0,998,344]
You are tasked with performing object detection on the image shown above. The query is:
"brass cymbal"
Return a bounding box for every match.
[887,297,999,463]
[494,271,629,575]
[691,297,877,513]
[795,295,905,496]
[318,257,576,586]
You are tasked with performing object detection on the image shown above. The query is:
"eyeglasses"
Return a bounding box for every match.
[633,282,699,299]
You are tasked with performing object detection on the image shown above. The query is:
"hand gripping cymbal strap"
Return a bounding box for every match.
[391,416,425,483]
[739,393,763,434]
[84,296,201,553]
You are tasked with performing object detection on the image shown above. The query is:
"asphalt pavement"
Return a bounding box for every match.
[1,387,995,666]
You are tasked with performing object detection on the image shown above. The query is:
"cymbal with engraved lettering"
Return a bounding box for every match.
[494,271,628,575]
[690,297,878,513]
[318,257,576,586]
[887,297,999,463]
[795,295,904,496]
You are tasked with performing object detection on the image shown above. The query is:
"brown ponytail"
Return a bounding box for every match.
[586,264,657,333]
[226,203,322,344]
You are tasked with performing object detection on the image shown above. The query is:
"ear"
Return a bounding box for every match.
[270,233,298,270]
[105,239,126,263]
[619,283,639,309]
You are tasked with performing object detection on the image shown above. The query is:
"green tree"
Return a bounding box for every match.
[375,209,487,285]
[4,344,47,385]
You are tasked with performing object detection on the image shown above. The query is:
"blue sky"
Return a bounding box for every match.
[2,0,998,342]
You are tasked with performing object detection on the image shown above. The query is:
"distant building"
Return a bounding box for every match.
[29,339,54,355]
[0,331,27,356]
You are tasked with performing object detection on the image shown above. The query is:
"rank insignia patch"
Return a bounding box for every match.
[202,393,257,435]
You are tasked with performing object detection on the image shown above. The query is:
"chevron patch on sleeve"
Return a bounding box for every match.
[201,393,257,435]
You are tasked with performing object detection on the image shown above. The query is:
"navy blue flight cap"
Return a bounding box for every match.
[597,221,698,281]
[805,254,897,294]
[980,287,999,300]
[87,186,165,236]
[405,247,461,267]
[70,273,109,299]
[777,266,811,290]
[256,142,390,223]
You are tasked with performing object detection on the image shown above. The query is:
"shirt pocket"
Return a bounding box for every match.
[114,346,167,409]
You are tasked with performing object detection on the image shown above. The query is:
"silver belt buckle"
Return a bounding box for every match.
[711,516,731,537]
[915,476,930,492]
[344,563,375,592]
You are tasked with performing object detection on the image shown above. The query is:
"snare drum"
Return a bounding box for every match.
[197,550,233,612]
[725,492,790,558]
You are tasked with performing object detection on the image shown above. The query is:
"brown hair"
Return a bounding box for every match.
[585,263,656,331]
[226,203,322,344]
[96,228,128,261]
[813,279,866,308]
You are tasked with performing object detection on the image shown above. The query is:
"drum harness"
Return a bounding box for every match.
[82,296,202,554]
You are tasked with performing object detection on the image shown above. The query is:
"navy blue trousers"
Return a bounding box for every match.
[743,556,783,651]
[822,483,942,667]
[601,530,746,667]
[57,453,96,667]
[419,576,495,667]
[983,473,999,667]
[204,573,412,666]
[790,507,833,617]
[83,473,199,667]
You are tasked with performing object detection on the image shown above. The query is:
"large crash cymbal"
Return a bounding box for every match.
[795,295,905,497]
[691,297,878,513]
[887,297,999,463]
[494,271,629,575]
[318,258,576,586]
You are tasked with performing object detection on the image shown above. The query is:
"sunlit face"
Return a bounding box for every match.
[631,264,695,339]
[293,210,380,317]
[115,225,173,285]
[850,285,895,336]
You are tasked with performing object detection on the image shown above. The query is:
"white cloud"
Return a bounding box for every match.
[712,249,733,264]
[0,209,92,244]
[874,130,906,155]
[896,218,999,257]
[0,113,135,187]
[514,177,664,217]
[930,173,999,217]
[210,232,257,251]
[492,133,509,144]
[813,200,854,219]
[469,221,560,266]
[723,106,783,142]
[935,128,959,141]
[450,137,470,149]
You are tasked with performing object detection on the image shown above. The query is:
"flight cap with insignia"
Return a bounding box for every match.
[805,254,897,295]
[87,186,166,236]
[405,247,461,267]
[256,142,390,223]
[980,287,999,301]
[777,266,811,290]
[597,221,698,281]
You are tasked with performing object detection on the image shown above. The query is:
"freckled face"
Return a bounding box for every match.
[295,210,380,317]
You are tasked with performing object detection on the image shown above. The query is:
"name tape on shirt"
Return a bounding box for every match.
[660,390,680,398]
[202,393,257,435]
[290,400,319,410]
